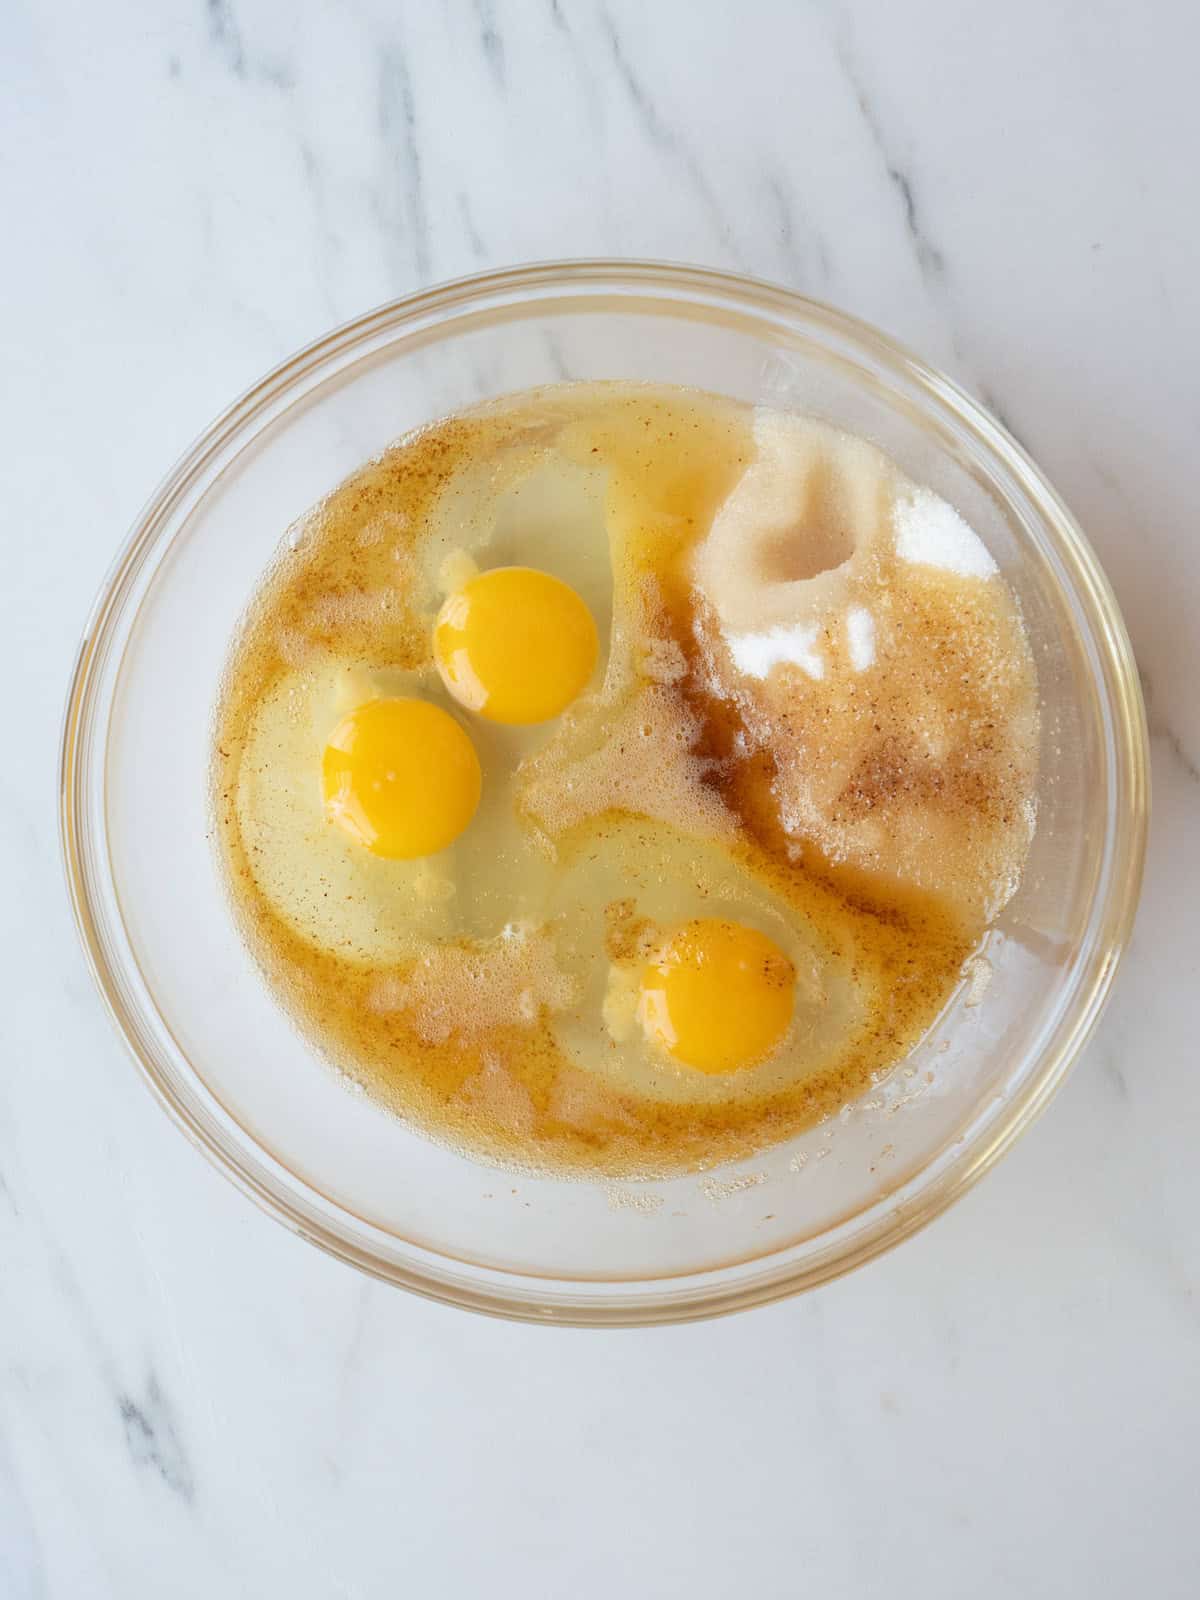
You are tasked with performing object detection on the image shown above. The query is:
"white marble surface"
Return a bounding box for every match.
[3,1,1198,1594]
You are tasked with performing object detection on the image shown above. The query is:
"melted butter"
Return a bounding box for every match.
[212,383,1035,1178]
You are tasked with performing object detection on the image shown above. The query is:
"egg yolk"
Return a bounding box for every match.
[322,697,481,859]
[638,919,795,1074]
[433,566,599,725]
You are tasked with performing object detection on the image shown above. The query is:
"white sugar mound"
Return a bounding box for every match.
[728,621,825,681]
[894,490,997,579]
[844,606,876,671]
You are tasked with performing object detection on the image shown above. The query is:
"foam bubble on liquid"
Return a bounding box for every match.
[304,589,398,631]
[454,1054,536,1137]
[637,635,687,685]
[371,925,577,1046]
[962,952,993,1008]
[518,684,738,843]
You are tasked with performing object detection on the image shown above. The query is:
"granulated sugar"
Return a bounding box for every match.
[894,488,998,579]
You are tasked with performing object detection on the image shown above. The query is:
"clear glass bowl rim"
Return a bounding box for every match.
[60,259,1149,1325]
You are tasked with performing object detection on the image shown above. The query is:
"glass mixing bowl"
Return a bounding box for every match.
[60,262,1148,1324]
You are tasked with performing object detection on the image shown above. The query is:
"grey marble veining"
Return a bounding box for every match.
[1,1,1198,1596]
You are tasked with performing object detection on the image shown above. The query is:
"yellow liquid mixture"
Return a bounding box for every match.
[212,384,1039,1176]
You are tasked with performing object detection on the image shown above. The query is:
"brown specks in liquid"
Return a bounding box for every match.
[213,384,1038,1178]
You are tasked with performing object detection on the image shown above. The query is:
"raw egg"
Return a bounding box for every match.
[322,697,480,859]
[232,664,462,964]
[542,815,860,1109]
[637,918,795,1074]
[434,566,598,725]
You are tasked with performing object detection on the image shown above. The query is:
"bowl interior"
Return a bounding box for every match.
[68,266,1145,1321]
